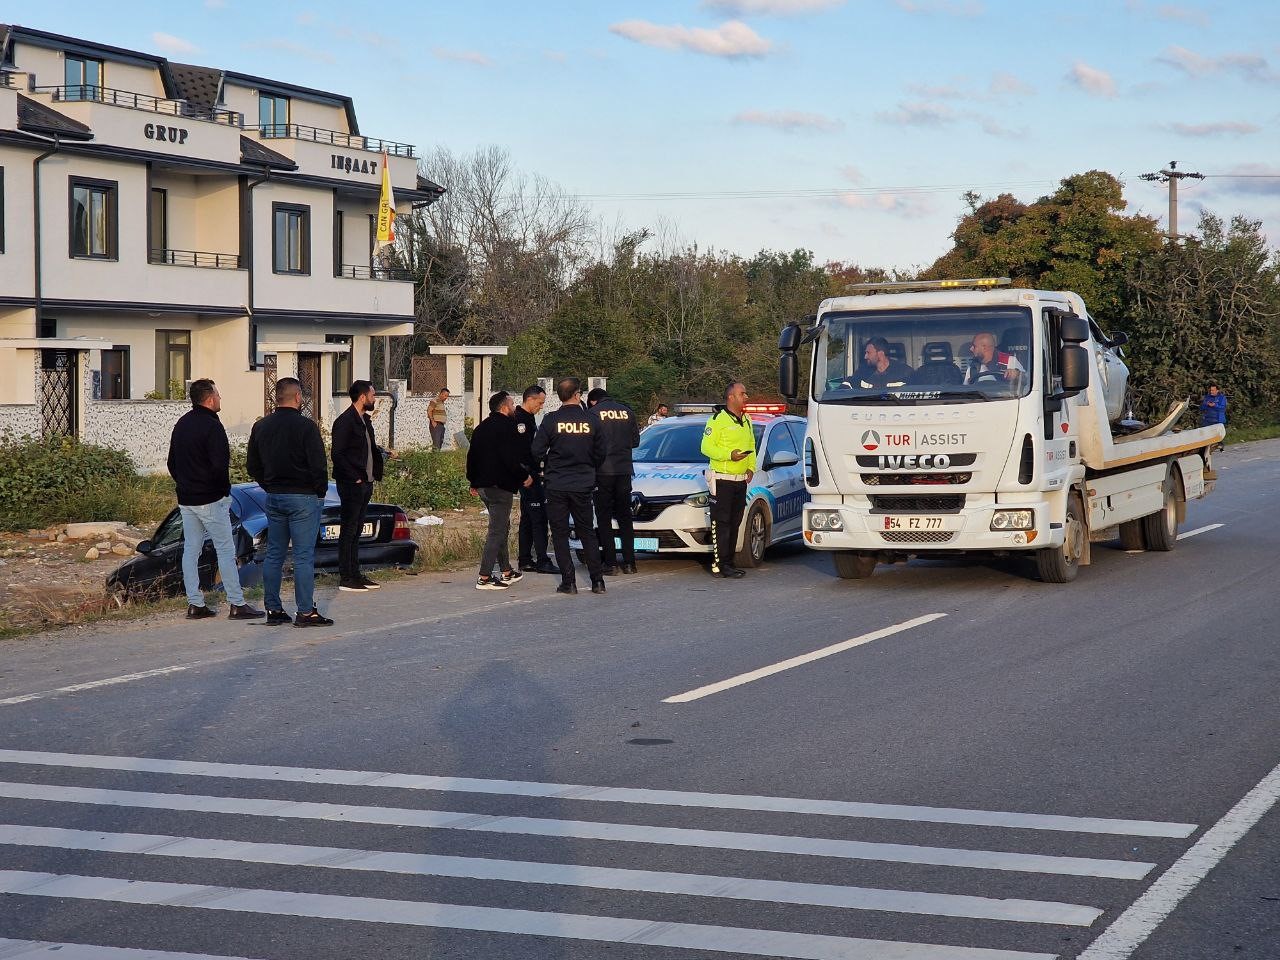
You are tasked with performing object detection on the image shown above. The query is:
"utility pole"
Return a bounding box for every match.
[1139,161,1204,240]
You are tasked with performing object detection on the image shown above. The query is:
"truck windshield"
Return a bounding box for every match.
[814,306,1034,403]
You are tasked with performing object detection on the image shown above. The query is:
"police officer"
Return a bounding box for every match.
[700,381,756,579]
[587,387,641,575]
[531,377,607,595]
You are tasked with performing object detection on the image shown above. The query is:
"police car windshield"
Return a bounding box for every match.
[815,306,1033,404]
[635,418,764,463]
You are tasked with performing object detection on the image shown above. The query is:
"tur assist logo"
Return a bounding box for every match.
[861,430,881,451]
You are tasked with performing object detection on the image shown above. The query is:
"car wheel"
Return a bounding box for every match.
[734,503,770,568]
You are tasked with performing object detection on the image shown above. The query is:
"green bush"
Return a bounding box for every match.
[376,448,471,513]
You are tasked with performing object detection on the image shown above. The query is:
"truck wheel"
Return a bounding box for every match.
[1036,492,1084,583]
[734,503,770,568]
[1142,469,1179,552]
[833,551,877,579]
[1118,520,1146,551]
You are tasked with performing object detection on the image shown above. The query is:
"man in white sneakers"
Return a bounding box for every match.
[466,391,532,590]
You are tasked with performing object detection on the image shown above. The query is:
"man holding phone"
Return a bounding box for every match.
[700,381,756,579]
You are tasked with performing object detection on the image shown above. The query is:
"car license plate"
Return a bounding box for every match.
[321,523,374,541]
[633,537,660,553]
[881,515,959,532]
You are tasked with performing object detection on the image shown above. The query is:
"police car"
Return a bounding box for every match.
[573,404,809,567]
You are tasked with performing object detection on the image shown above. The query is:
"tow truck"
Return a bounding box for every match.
[777,278,1223,582]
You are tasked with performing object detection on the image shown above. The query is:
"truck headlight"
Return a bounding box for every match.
[991,509,1035,531]
[684,492,710,507]
[808,510,843,531]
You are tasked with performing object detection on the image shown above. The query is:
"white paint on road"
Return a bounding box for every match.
[0,823,1103,925]
[1176,523,1223,541]
[0,780,1154,878]
[0,664,200,708]
[0,748,1197,837]
[0,870,1057,960]
[0,939,260,959]
[1077,754,1280,959]
[663,613,948,703]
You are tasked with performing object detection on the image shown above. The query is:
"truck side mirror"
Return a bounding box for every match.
[1060,345,1090,393]
[778,323,801,352]
[1107,331,1129,349]
[779,353,799,401]
[135,540,153,554]
[1059,314,1089,344]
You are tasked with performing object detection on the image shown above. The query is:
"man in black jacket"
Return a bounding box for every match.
[513,384,557,575]
[166,379,264,621]
[331,380,389,593]
[246,377,332,627]
[466,391,531,590]
[531,377,606,595]
[587,387,641,575]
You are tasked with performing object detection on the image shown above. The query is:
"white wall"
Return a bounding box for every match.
[0,144,37,300]
[12,43,166,96]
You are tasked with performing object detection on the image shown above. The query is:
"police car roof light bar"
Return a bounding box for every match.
[742,403,787,415]
[845,277,1011,294]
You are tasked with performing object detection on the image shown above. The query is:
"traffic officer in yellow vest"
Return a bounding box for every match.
[700,381,756,579]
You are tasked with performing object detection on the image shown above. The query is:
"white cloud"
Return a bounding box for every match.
[894,0,984,17]
[733,109,843,132]
[837,191,935,219]
[1169,120,1260,136]
[1156,45,1277,82]
[702,0,843,14]
[876,100,955,126]
[1067,61,1117,98]
[989,71,1034,97]
[906,82,966,99]
[609,20,773,58]
[906,72,1033,103]
[152,32,198,55]
[1127,1,1210,27]
[433,48,494,67]
[840,165,864,184]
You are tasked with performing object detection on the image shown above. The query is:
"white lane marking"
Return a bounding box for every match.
[0,939,259,959]
[1077,755,1280,959]
[1176,523,1223,541]
[0,823,1102,926]
[0,664,199,708]
[0,870,1056,960]
[0,748,1195,838]
[0,780,1153,879]
[664,613,948,703]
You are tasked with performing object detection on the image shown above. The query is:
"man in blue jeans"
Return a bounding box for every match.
[246,377,333,627]
[166,379,264,621]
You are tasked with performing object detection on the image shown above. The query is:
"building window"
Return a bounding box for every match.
[259,93,289,137]
[333,208,344,277]
[64,55,103,101]
[101,347,130,400]
[155,330,190,399]
[148,187,167,262]
[272,203,310,275]
[327,334,352,395]
[69,178,118,259]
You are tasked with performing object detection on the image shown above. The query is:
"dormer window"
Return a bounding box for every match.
[64,54,103,102]
[259,93,289,138]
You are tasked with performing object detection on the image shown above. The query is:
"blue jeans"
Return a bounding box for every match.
[264,493,323,614]
[179,497,245,608]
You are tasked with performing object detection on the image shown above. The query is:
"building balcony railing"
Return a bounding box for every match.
[0,72,13,88]
[34,85,243,126]
[337,264,414,281]
[150,248,242,270]
[252,122,415,158]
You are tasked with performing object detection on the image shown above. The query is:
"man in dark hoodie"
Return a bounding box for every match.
[331,380,390,593]
[167,379,264,621]
[466,391,531,590]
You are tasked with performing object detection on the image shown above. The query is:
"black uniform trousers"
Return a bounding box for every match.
[336,480,373,582]
[547,488,602,585]
[709,477,747,572]
[518,476,551,565]
[594,473,634,567]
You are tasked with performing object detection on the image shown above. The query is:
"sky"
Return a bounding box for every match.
[15,0,1280,269]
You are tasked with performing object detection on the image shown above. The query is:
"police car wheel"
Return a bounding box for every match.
[734,503,770,568]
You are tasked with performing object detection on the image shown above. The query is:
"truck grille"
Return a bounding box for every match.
[862,473,972,485]
[879,531,955,544]
[869,495,965,512]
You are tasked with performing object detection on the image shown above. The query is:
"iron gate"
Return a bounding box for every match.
[39,349,77,438]
[262,354,277,415]
[297,353,320,420]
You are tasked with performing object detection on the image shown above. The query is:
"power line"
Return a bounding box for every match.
[1139,161,1204,240]
[556,179,1057,202]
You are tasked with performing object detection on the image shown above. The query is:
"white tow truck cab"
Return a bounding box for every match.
[777,278,1224,583]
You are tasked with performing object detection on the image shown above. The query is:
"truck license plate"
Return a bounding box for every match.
[881,515,956,531]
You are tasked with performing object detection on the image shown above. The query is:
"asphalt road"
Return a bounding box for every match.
[0,440,1276,960]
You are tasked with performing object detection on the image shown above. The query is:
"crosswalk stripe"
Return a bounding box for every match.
[0,823,1103,925]
[0,748,1196,838]
[0,939,258,960]
[0,780,1153,879]
[0,870,1058,960]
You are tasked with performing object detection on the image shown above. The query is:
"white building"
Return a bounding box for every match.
[0,24,446,466]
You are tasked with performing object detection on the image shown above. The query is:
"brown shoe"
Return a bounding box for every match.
[228,603,266,620]
[186,604,215,620]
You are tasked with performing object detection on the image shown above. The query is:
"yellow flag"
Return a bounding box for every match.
[374,150,396,257]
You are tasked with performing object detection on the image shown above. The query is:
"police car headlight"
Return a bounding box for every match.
[684,492,710,507]
[809,510,842,531]
[991,509,1034,531]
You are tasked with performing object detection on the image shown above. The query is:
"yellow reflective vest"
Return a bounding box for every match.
[700,408,757,475]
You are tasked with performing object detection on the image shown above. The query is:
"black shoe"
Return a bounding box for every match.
[264,609,291,626]
[476,576,509,591]
[600,564,617,576]
[359,576,381,590]
[294,608,334,627]
[620,563,638,574]
[719,566,746,579]
[228,603,265,620]
[501,569,524,584]
[186,604,215,620]
[518,561,538,573]
[591,579,607,594]
[338,579,368,592]
[534,559,560,575]
[555,582,578,595]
